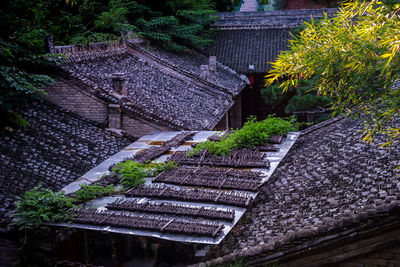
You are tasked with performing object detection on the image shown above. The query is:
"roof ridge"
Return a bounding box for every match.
[216,24,303,30]
[51,40,127,63]
[51,38,246,96]
[300,115,345,136]
[217,8,338,18]
[214,8,338,30]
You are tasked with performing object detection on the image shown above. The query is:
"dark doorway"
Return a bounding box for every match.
[241,73,270,122]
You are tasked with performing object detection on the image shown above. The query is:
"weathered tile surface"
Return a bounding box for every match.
[205,116,400,259]
[206,9,338,73]
[0,101,132,224]
[54,40,247,130]
[60,131,299,244]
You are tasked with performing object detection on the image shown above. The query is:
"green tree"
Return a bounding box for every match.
[266,0,400,148]
[0,0,112,126]
[0,0,220,126]
[262,24,332,119]
[262,76,332,115]
[99,0,219,52]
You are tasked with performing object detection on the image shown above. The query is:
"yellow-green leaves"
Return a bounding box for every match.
[265,0,400,149]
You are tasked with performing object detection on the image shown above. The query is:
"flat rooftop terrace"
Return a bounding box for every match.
[56,130,299,245]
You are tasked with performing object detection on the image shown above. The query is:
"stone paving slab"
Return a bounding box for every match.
[240,0,259,12]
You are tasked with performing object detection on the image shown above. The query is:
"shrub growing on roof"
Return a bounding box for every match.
[112,160,178,189]
[74,184,115,203]
[190,115,298,156]
[12,186,74,229]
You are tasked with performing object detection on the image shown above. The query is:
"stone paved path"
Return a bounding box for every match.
[240,0,259,12]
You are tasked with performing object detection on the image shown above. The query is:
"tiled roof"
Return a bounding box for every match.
[53,40,247,130]
[129,41,247,96]
[206,9,337,73]
[197,115,400,265]
[0,101,132,224]
[206,28,291,73]
[58,131,300,244]
[214,9,338,29]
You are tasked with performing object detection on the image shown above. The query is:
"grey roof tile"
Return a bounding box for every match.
[200,115,400,262]
[215,9,338,29]
[206,9,337,73]
[0,101,132,224]
[206,28,291,73]
[53,40,247,130]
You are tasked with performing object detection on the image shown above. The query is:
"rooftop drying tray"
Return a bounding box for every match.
[55,130,300,244]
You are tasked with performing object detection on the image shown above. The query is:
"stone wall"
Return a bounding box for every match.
[45,77,173,137]
[121,114,172,137]
[45,78,108,124]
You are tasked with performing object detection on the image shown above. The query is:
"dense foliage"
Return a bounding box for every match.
[74,183,114,203]
[266,0,400,148]
[13,160,179,228]
[1,0,223,50]
[0,0,225,127]
[262,71,332,116]
[101,0,220,52]
[112,160,178,188]
[263,22,332,120]
[12,186,74,229]
[190,116,298,156]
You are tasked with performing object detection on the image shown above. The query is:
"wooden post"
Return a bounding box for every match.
[83,230,89,264]
[188,244,195,264]
[50,227,56,252]
[111,235,119,267]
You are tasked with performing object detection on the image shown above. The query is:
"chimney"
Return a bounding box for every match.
[111,73,127,96]
[108,104,121,129]
[209,56,217,74]
[200,65,210,80]
[45,34,55,54]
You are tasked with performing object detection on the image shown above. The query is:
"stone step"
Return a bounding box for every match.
[240,0,259,12]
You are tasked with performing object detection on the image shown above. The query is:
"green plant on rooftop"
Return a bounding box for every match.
[189,115,298,156]
[229,258,246,267]
[112,160,178,189]
[12,186,74,230]
[74,184,114,203]
[266,0,400,149]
